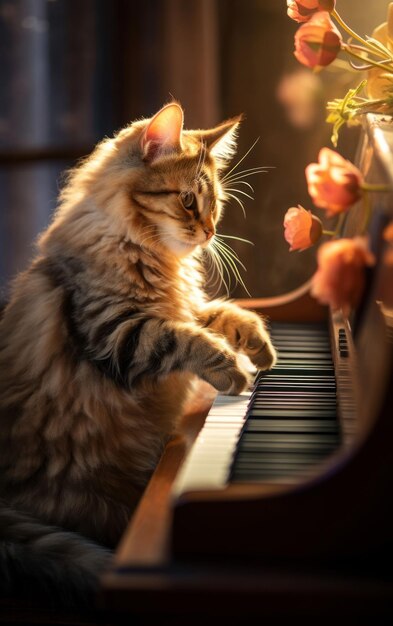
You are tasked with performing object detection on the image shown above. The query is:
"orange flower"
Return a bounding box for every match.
[366,3,393,100]
[294,12,342,69]
[383,221,393,243]
[383,221,393,268]
[305,148,363,216]
[287,1,336,23]
[284,205,323,251]
[311,238,375,313]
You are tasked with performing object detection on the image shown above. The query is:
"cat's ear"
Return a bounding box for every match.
[200,115,243,162]
[141,103,184,161]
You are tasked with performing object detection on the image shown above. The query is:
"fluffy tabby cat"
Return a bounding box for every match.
[0,103,276,606]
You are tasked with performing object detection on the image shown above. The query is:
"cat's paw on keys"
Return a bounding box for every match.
[234,321,277,371]
[202,305,276,373]
[204,354,250,395]
[242,332,277,371]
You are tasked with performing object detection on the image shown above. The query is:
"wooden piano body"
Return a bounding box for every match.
[100,115,393,621]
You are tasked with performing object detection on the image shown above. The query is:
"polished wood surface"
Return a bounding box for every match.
[114,381,215,568]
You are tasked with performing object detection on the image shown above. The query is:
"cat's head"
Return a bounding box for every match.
[62,103,242,258]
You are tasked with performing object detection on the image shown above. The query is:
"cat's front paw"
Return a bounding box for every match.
[232,311,277,371]
[203,350,250,395]
[241,330,277,371]
[207,360,250,395]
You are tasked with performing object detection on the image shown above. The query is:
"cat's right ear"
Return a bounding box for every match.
[140,103,184,161]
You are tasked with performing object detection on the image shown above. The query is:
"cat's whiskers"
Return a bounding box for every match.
[224,187,254,202]
[194,141,207,184]
[221,137,260,183]
[206,244,231,296]
[225,179,255,193]
[221,163,274,218]
[214,237,248,272]
[210,236,251,297]
[202,248,224,298]
[222,191,247,218]
[218,233,254,246]
[203,234,251,297]
[223,166,273,185]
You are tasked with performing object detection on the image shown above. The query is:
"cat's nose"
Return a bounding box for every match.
[204,228,214,241]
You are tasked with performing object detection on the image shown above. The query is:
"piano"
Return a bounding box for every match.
[100,114,393,621]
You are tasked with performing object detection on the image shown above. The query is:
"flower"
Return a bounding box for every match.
[305,147,363,215]
[284,205,323,251]
[311,238,375,313]
[383,221,393,268]
[383,221,393,243]
[287,0,336,23]
[294,12,342,69]
[276,69,323,129]
[366,3,393,100]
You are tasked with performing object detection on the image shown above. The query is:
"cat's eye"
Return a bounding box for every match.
[180,191,197,210]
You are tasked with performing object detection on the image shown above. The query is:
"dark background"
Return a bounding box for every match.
[0,0,389,299]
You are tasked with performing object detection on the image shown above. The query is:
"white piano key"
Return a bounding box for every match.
[172,391,249,494]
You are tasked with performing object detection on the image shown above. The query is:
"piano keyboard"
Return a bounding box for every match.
[173,322,341,495]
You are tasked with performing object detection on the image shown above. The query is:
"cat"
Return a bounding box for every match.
[0,102,276,607]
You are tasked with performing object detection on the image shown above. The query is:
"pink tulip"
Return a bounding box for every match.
[287,1,336,23]
[311,238,375,313]
[284,205,323,251]
[305,148,363,216]
[294,12,342,68]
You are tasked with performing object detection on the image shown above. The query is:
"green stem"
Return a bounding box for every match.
[332,9,392,61]
[360,183,392,192]
[356,98,392,109]
[342,44,393,72]
[322,229,336,236]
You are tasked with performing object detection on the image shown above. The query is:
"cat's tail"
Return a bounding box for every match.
[0,502,112,609]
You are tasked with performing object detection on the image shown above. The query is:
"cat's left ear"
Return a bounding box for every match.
[141,103,184,161]
[200,115,243,162]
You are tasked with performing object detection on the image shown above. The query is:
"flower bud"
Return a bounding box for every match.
[294,11,342,69]
[287,1,336,23]
[284,205,323,251]
[305,147,363,216]
[311,238,375,314]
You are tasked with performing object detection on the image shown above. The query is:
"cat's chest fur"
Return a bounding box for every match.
[115,241,204,322]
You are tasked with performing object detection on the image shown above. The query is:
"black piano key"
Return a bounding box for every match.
[249,402,337,410]
[250,391,336,399]
[229,321,341,484]
[234,452,324,466]
[233,456,333,473]
[237,439,338,454]
[248,409,337,416]
[231,467,317,481]
[253,386,335,394]
[233,452,334,466]
[276,354,331,361]
[250,395,337,402]
[245,418,339,434]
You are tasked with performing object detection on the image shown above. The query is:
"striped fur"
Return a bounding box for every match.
[0,104,276,602]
